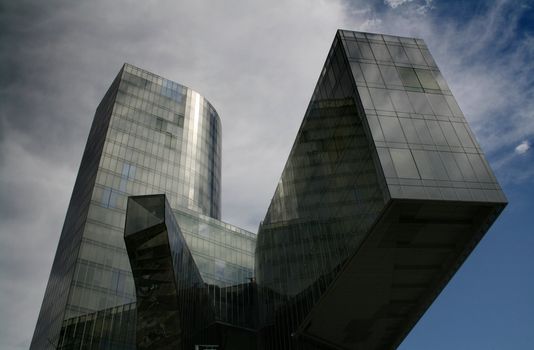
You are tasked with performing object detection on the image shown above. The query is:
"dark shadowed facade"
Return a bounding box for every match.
[32,30,506,349]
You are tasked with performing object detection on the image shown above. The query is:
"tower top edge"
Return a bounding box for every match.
[336,29,426,44]
[121,62,221,118]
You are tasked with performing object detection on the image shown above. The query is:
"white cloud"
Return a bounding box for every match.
[515,140,530,154]
[383,0,433,13]
[384,0,414,8]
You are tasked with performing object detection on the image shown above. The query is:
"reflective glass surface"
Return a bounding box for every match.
[32,63,226,349]
[343,32,505,203]
[256,33,389,349]
[174,207,255,288]
[255,30,506,349]
[31,71,123,350]
[33,30,507,350]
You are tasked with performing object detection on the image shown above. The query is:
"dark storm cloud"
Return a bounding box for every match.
[1,2,124,168]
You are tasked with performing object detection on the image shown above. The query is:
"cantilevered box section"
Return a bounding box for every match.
[255,30,506,349]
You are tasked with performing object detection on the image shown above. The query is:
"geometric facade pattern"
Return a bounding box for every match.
[255,29,507,349]
[124,194,211,349]
[125,194,257,349]
[31,62,230,349]
[32,30,506,350]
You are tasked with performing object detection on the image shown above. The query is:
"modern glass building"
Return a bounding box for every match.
[30,63,256,349]
[255,30,506,349]
[124,194,257,349]
[32,30,506,350]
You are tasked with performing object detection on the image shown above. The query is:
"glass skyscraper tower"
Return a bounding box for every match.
[32,30,506,350]
[31,63,256,349]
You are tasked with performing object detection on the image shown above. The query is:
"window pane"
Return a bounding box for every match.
[358,41,375,59]
[121,163,130,177]
[445,95,463,117]
[155,117,165,131]
[357,87,374,109]
[467,153,492,182]
[174,113,184,127]
[413,119,433,144]
[397,67,422,88]
[387,44,410,63]
[370,43,391,61]
[427,151,448,180]
[439,121,462,146]
[350,62,365,84]
[390,149,420,179]
[421,49,437,67]
[415,69,440,90]
[453,153,477,181]
[426,120,448,145]
[412,150,447,180]
[360,63,384,85]
[399,118,421,143]
[109,191,120,208]
[369,88,394,111]
[432,71,450,91]
[439,152,463,181]
[379,116,406,142]
[452,123,476,148]
[407,92,433,114]
[389,90,414,113]
[410,149,437,179]
[164,132,173,148]
[101,187,111,207]
[379,65,402,87]
[377,147,396,177]
[427,94,453,116]
[366,115,384,141]
[404,47,427,65]
[128,164,136,179]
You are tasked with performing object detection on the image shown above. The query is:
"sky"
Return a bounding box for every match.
[0,0,533,348]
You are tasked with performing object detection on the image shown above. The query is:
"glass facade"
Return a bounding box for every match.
[124,195,257,349]
[33,30,506,350]
[31,63,230,349]
[31,71,121,350]
[124,195,211,349]
[174,207,255,288]
[340,30,504,203]
[254,30,506,349]
[173,207,257,331]
[256,32,391,350]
